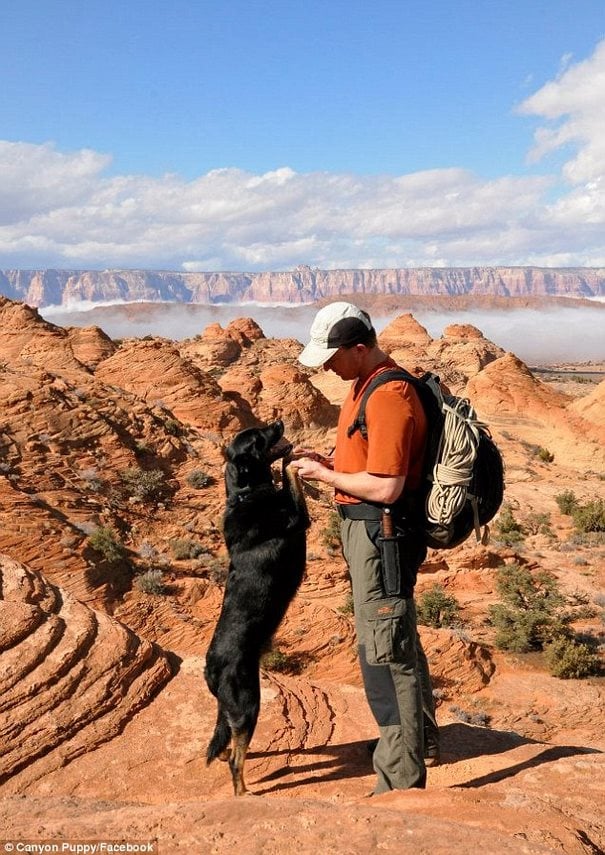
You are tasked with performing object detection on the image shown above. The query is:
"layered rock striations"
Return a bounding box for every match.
[0,555,172,790]
[2,266,605,307]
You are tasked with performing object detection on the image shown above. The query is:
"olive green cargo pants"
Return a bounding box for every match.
[341,517,438,792]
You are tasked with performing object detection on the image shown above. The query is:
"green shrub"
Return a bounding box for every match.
[321,511,342,553]
[488,564,565,652]
[555,490,578,515]
[88,526,126,564]
[260,646,309,675]
[208,560,229,586]
[544,636,600,679]
[537,447,555,463]
[493,504,525,546]
[524,511,553,536]
[417,584,461,628]
[164,418,182,436]
[119,467,168,502]
[572,499,605,533]
[186,469,215,489]
[135,568,167,595]
[170,538,206,560]
[338,593,354,615]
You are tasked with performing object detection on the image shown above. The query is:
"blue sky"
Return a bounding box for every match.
[1,0,604,271]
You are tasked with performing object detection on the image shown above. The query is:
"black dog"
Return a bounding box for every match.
[204,419,309,795]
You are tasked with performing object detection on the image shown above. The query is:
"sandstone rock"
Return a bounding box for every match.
[0,555,172,790]
[95,338,253,433]
[257,364,339,431]
[225,316,265,344]
[0,296,89,375]
[442,323,486,339]
[378,312,433,349]
[66,324,116,369]
[569,379,605,430]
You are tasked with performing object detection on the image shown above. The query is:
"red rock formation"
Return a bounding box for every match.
[378,313,433,350]
[0,555,171,790]
[569,380,605,430]
[95,338,254,433]
[66,325,117,369]
[257,364,339,431]
[0,296,90,376]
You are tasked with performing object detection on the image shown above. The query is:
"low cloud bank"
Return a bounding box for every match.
[43,302,604,365]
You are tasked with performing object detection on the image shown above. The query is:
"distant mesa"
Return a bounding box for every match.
[1,266,604,308]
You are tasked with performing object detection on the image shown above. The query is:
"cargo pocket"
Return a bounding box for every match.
[360,597,409,665]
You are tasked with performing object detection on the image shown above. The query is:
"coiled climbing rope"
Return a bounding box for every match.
[425,396,483,526]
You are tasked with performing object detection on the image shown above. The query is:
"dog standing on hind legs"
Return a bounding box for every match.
[204,420,309,796]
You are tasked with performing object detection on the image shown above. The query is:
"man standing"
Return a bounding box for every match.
[291,301,439,793]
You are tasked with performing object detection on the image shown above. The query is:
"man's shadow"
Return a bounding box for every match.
[248,722,601,795]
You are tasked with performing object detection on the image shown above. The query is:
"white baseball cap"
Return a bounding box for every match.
[298,302,375,368]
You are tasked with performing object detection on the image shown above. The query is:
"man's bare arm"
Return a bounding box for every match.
[289,457,405,505]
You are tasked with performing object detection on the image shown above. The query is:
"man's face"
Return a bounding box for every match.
[324,344,364,380]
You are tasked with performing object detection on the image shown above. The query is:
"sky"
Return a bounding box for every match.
[1,0,604,272]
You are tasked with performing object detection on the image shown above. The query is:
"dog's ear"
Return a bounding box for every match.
[254,433,269,454]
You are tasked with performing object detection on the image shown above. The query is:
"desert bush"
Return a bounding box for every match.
[138,541,159,561]
[79,467,103,492]
[338,593,354,615]
[186,469,215,489]
[493,504,525,546]
[537,447,555,463]
[163,418,182,436]
[555,490,578,515]
[260,646,309,675]
[449,705,491,727]
[544,636,600,679]
[417,584,461,628]
[170,537,206,560]
[119,467,168,502]
[135,568,167,595]
[524,511,553,536]
[488,564,566,652]
[88,526,126,564]
[208,559,229,586]
[321,511,342,553]
[572,499,605,533]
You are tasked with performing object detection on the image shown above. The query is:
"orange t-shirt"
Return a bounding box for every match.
[334,359,427,505]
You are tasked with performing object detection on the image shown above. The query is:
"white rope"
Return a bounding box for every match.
[425,396,483,526]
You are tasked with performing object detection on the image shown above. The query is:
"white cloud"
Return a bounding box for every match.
[1,40,605,272]
[519,39,605,185]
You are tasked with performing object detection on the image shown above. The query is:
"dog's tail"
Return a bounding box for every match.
[207,712,231,765]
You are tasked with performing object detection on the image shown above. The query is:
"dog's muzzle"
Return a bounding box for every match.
[267,438,294,463]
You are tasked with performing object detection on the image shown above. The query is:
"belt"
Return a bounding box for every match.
[337,502,383,521]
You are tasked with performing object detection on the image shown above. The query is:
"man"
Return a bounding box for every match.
[291,301,439,793]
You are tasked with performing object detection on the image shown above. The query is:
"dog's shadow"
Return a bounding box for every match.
[248,722,602,795]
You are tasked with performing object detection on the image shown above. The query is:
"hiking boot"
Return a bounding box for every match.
[424,743,441,767]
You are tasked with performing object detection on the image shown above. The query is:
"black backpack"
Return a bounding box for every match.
[347,368,505,549]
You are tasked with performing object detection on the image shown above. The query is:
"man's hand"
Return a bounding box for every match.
[290,458,406,505]
[289,456,334,486]
[290,447,334,469]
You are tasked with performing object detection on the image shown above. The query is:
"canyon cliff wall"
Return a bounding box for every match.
[1,265,604,307]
